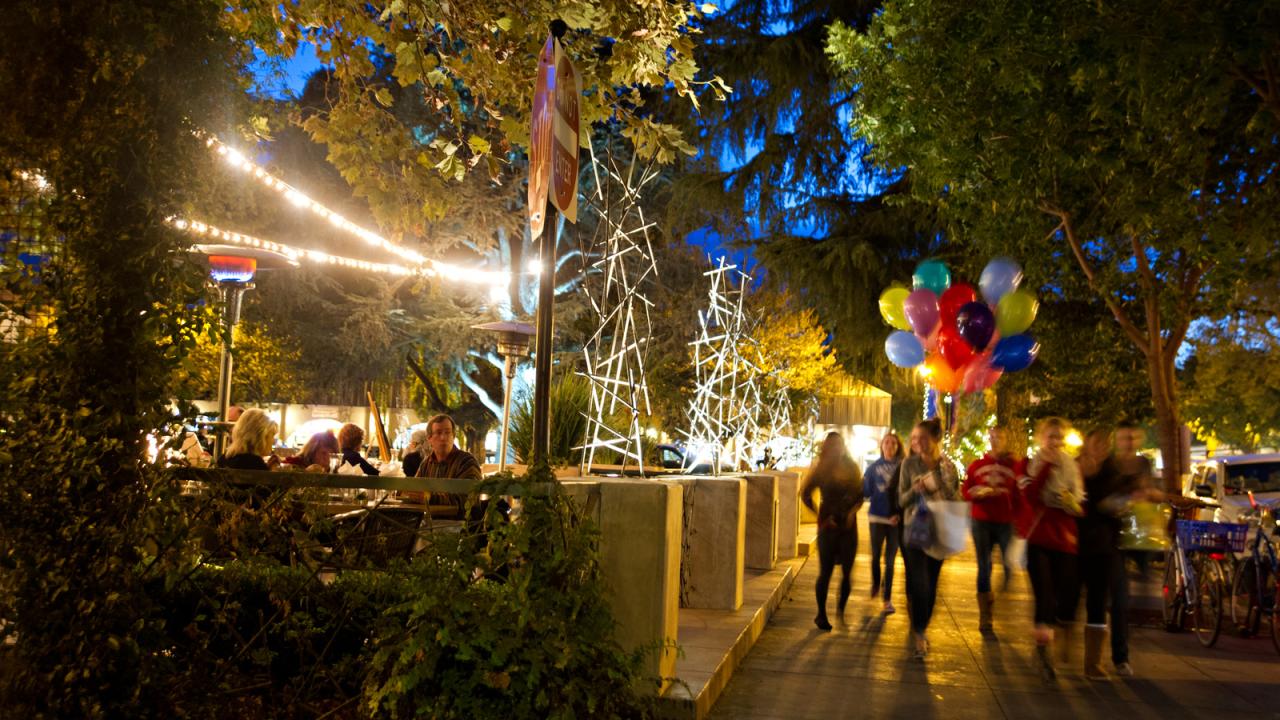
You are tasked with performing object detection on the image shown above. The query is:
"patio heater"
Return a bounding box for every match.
[472,320,536,472]
[195,244,297,459]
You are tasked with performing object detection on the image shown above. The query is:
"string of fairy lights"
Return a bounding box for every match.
[13,135,528,290]
[195,132,519,286]
[170,218,419,277]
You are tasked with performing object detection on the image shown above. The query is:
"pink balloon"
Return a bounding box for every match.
[961,354,1004,394]
[917,325,940,353]
[904,289,940,338]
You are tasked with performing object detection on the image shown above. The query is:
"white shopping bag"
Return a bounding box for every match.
[926,500,971,560]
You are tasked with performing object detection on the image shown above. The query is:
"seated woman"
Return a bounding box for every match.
[400,429,428,478]
[337,423,380,476]
[218,408,279,471]
[283,430,339,472]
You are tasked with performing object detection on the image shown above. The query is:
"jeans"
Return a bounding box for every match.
[1082,552,1130,663]
[815,526,857,620]
[869,522,898,601]
[903,546,943,634]
[1026,543,1079,626]
[971,520,1013,593]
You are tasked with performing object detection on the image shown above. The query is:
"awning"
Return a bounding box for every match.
[817,376,891,427]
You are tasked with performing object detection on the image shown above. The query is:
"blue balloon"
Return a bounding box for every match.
[979,257,1023,305]
[885,330,925,368]
[990,334,1040,372]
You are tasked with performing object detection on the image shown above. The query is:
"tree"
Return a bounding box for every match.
[746,288,838,405]
[1182,310,1280,453]
[174,321,308,404]
[0,1,250,713]
[233,1,720,230]
[828,0,1280,488]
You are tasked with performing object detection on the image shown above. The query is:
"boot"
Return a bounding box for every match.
[978,592,995,632]
[1084,625,1109,680]
[1035,643,1057,682]
[1054,623,1074,666]
[1033,626,1056,682]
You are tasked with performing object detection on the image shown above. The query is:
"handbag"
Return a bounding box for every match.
[926,500,971,560]
[905,495,935,549]
[1119,501,1171,551]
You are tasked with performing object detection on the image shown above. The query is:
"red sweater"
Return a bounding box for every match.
[962,454,1020,524]
[1015,459,1079,554]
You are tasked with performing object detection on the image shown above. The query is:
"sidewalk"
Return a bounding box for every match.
[708,520,1280,719]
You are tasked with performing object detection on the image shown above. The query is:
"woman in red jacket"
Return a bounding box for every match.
[1017,416,1085,681]
[962,426,1021,632]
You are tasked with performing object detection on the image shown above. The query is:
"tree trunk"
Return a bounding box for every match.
[1146,349,1187,494]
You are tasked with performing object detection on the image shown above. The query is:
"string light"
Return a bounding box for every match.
[199,132,516,285]
[169,217,419,277]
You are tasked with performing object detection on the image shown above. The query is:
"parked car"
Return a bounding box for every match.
[1184,453,1280,524]
[654,443,736,475]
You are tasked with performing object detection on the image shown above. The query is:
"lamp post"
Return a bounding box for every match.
[195,244,296,459]
[472,320,536,472]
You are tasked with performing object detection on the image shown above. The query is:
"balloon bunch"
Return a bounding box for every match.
[880,258,1040,394]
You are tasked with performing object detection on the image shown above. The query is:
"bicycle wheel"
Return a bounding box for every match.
[1162,550,1185,632]
[1191,555,1224,648]
[1260,559,1279,655]
[1230,558,1260,635]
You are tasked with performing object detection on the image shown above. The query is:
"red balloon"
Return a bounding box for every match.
[938,325,974,370]
[939,283,978,324]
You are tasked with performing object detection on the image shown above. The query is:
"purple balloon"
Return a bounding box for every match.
[903,289,940,337]
[955,301,996,351]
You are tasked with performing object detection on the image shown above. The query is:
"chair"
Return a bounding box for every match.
[332,507,425,566]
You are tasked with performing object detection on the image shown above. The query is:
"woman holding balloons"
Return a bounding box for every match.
[898,418,960,660]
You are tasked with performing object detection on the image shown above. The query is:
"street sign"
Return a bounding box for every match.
[527,36,555,238]
[551,39,580,223]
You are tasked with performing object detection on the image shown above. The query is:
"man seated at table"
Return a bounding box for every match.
[411,413,481,518]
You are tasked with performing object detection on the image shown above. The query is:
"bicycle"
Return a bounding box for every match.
[1227,491,1280,654]
[1161,496,1247,648]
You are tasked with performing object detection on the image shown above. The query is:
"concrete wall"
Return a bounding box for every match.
[561,476,682,690]
[742,473,779,570]
[669,476,746,610]
[763,470,801,559]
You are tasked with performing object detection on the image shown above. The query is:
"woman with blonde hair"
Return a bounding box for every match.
[1017,416,1086,681]
[219,408,279,471]
[400,428,429,478]
[801,432,864,631]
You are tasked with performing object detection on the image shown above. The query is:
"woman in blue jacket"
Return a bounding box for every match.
[864,431,905,614]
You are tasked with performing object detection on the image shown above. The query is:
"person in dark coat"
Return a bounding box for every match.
[801,432,864,631]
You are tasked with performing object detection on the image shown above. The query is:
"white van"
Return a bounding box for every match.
[1185,453,1280,523]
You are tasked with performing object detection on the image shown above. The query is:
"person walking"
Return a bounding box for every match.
[1017,417,1086,681]
[864,431,905,615]
[801,432,864,631]
[1078,422,1160,679]
[962,426,1020,633]
[898,419,960,659]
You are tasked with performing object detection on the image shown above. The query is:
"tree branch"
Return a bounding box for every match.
[405,353,453,413]
[455,362,501,419]
[1130,234,1164,355]
[1041,205,1151,354]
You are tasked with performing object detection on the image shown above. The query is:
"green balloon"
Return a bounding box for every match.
[996,289,1039,336]
[912,260,952,296]
[879,286,911,331]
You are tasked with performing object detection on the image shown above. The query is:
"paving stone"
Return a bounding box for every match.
[707,518,1280,719]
